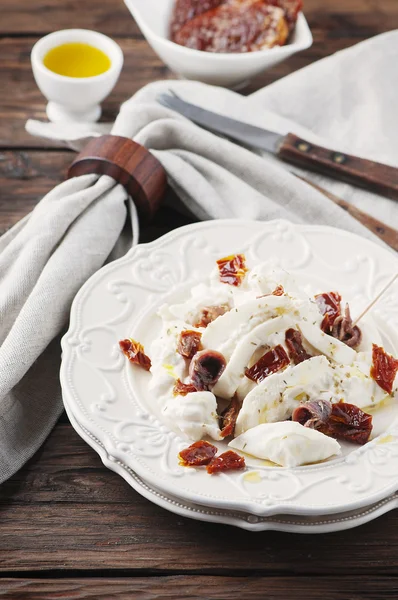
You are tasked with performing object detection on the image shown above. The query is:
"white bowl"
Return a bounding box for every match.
[31,29,124,122]
[124,0,313,88]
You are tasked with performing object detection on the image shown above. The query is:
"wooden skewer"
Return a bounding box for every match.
[296,175,398,326]
[353,273,398,326]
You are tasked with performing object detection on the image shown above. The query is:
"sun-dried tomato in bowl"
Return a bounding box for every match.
[173,1,288,53]
[170,0,224,40]
[170,0,302,52]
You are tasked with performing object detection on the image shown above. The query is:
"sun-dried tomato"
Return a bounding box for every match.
[171,0,301,41]
[173,378,198,396]
[285,328,311,364]
[293,399,373,445]
[170,0,224,40]
[173,0,288,52]
[245,345,289,383]
[268,0,302,29]
[207,450,246,474]
[370,344,398,395]
[324,401,373,445]
[119,339,151,371]
[271,284,285,296]
[217,254,247,286]
[256,285,285,298]
[189,350,226,391]
[315,292,342,333]
[194,304,229,328]
[179,440,218,466]
[257,285,285,299]
[220,396,242,438]
[177,330,202,359]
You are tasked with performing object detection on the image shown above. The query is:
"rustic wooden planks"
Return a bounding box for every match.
[0,149,194,235]
[0,577,398,599]
[1,425,398,574]
[1,0,398,592]
[2,0,397,36]
[0,37,170,148]
[0,35,307,148]
[2,0,398,148]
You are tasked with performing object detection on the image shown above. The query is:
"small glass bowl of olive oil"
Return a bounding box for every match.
[31,29,123,122]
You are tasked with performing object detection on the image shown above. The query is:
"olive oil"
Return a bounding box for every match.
[43,42,111,78]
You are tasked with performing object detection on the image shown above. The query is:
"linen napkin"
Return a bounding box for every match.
[1,32,397,484]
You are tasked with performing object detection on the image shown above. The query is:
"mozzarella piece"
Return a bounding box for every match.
[212,315,295,399]
[158,282,234,325]
[246,265,299,295]
[299,321,356,365]
[332,351,388,409]
[355,315,383,352]
[236,376,256,402]
[149,322,188,398]
[201,296,294,360]
[161,391,221,441]
[247,265,322,321]
[148,260,390,458]
[229,421,341,467]
[394,372,398,397]
[235,356,333,435]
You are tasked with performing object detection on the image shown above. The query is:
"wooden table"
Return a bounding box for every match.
[1,1,398,597]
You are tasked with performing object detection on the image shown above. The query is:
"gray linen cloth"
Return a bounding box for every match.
[1,32,397,484]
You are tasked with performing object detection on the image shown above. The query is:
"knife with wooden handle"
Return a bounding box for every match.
[158,93,398,200]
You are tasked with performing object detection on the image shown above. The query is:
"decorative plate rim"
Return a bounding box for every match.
[61,218,398,517]
[65,395,398,533]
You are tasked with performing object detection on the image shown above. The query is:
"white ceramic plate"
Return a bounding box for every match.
[65,400,398,533]
[61,219,398,517]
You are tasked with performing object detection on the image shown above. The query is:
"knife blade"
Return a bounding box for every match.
[158,92,282,153]
[158,92,398,201]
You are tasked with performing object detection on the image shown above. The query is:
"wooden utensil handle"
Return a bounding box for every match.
[278,133,398,200]
[298,176,398,252]
[68,135,167,221]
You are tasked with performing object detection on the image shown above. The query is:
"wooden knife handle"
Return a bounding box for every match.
[278,133,398,200]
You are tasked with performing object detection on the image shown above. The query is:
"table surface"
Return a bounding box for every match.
[1,1,398,598]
